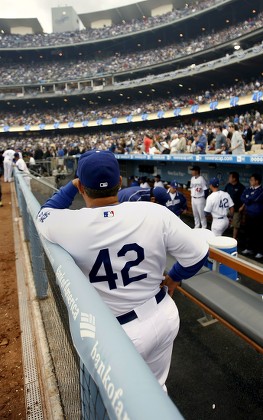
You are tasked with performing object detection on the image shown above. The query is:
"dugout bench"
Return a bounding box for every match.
[174,248,263,354]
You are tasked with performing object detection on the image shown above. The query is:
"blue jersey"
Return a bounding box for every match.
[166,191,187,216]
[241,186,263,216]
[118,187,153,202]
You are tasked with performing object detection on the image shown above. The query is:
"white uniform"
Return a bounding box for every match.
[204,191,234,236]
[190,175,208,228]
[154,180,165,188]
[3,149,15,182]
[38,199,208,389]
[15,158,31,188]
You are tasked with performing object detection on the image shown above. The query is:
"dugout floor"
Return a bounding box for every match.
[33,184,263,419]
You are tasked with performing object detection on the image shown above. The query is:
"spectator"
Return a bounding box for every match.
[229,124,245,154]
[214,126,228,154]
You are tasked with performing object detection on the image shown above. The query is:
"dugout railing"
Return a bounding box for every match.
[13,168,183,420]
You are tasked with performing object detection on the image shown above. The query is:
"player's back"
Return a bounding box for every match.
[38,201,206,315]
[118,186,151,202]
[209,190,234,217]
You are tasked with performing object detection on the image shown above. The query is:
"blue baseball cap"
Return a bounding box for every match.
[170,179,178,188]
[209,177,219,187]
[77,150,120,189]
[152,187,168,205]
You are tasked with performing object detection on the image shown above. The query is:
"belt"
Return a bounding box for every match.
[116,287,166,325]
[192,196,204,199]
[217,216,225,219]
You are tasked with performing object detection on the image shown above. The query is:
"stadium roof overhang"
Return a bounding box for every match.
[79,0,182,27]
[0,18,43,35]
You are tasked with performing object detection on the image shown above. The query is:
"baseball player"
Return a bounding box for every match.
[154,174,165,188]
[118,185,168,205]
[204,177,234,236]
[166,180,187,217]
[37,150,208,390]
[3,148,15,182]
[14,153,31,189]
[190,165,208,228]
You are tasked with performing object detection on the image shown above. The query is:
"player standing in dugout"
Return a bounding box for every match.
[37,150,208,391]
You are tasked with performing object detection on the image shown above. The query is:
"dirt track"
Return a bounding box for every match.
[0,181,26,418]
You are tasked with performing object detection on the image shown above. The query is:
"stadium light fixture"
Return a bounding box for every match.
[179,84,183,87]
[226,19,230,23]
[234,44,241,50]
[179,33,183,37]
[252,9,256,13]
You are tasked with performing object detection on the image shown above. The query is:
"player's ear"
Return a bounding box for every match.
[119,176,123,187]
[76,179,85,195]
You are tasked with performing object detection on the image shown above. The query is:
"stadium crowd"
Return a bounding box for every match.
[0,12,262,86]
[0,0,227,48]
[0,77,262,128]
[0,110,262,158]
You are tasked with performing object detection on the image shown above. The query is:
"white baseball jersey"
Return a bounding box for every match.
[16,158,30,174]
[204,191,234,218]
[190,175,208,198]
[37,201,208,316]
[3,149,15,161]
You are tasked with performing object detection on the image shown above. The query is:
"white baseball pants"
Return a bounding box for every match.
[211,217,229,236]
[122,292,180,391]
[4,160,13,182]
[191,197,207,229]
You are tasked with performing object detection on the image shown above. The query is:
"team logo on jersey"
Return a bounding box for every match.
[80,312,96,339]
[104,210,115,218]
[38,210,50,223]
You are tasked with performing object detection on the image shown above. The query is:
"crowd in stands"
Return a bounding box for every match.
[0,77,262,128]
[0,0,227,49]
[0,111,262,159]
[0,12,262,86]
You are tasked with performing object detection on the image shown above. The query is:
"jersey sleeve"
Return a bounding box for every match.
[164,210,209,269]
[204,196,212,213]
[202,177,208,190]
[40,181,78,210]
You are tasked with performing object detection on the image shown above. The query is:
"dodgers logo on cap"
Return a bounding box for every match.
[77,150,120,190]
